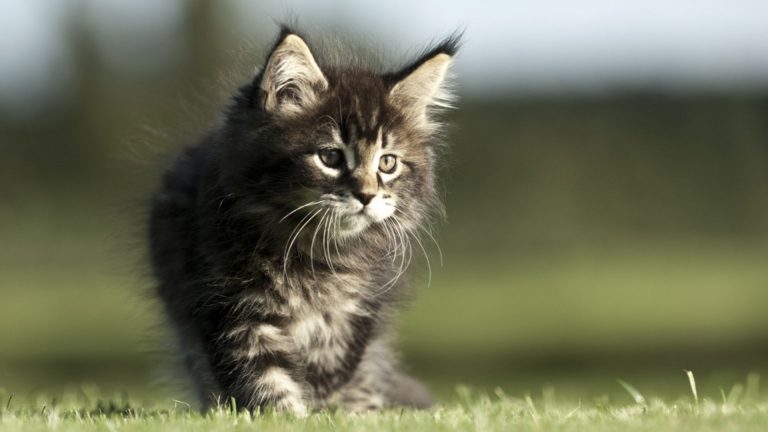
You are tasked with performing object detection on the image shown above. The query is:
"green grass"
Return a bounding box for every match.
[2,378,768,432]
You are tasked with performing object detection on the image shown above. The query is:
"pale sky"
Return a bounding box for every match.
[240,0,768,94]
[2,0,768,117]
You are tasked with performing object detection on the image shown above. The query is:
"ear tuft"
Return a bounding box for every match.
[260,32,328,116]
[388,33,461,127]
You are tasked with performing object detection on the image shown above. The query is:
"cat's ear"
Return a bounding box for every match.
[388,35,460,127]
[259,30,328,116]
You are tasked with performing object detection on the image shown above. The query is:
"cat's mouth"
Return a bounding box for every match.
[335,211,373,237]
[314,193,393,238]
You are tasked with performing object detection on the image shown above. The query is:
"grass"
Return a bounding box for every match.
[2,375,768,432]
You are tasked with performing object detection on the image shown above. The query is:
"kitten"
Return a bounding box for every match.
[148,26,458,415]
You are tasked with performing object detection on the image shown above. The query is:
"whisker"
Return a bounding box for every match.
[393,218,411,282]
[283,209,322,278]
[393,207,443,267]
[387,220,403,264]
[282,209,316,266]
[332,209,342,258]
[419,226,443,267]
[374,217,410,297]
[407,227,432,288]
[279,200,322,223]
[309,208,329,277]
[323,207,338,276]
[381,220,397,263]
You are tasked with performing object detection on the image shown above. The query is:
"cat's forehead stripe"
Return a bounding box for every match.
[342,114,383,146]
[338,89,388,144]
[348,122,357,144]
[344,123,357,170]
[382,131,391,149]
[368,107,379,129]
[330,126,343,145]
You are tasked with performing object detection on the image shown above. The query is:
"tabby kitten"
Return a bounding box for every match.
[149,26,458,415]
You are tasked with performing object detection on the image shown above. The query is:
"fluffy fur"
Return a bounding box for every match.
[148,26,459,415]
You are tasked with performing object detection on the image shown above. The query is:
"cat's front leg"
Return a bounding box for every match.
[337,335,395,411]
[337,334,434,411]
[207,318,309,416]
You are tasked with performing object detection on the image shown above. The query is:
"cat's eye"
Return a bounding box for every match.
[318,148,344,168]
[379,154,397,174]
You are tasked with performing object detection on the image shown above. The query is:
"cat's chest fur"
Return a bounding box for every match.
[288,294,364,364]
[268,267,376,366]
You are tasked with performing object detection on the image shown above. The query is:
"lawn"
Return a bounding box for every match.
[2,376,768,432]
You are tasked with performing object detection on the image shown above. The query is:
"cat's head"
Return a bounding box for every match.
[223,27,458,245]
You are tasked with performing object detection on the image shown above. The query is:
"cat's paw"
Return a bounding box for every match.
[342,394,386,413]
[275,398,309,417]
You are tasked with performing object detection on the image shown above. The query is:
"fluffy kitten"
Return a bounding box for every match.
[149,26,458,415]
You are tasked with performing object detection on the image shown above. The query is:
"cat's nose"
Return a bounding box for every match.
[353,192,375,206]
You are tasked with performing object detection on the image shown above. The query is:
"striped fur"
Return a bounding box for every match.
[148,26,459,414]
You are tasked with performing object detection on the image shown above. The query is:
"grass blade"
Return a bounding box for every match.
[617,379,646,405]
[525,395,539,424]
[746,373,760,401]
[685,370,698,406]
[727,384,744,405]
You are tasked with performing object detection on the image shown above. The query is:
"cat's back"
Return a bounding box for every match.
[149,141,210,299]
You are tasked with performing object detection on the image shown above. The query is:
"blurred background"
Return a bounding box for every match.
[2,0,768,405]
